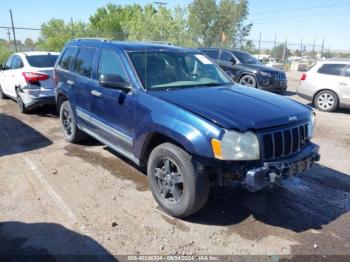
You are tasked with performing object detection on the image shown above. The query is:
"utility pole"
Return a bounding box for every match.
[321,38,325,57]
[300,38,303,57]
[258,32,261,60]
[312,38,316,55]
[71,17,74,39]
[282,37,287,63]
[9,9,17,52]
[273,34,277,58]
[7,29,11,45]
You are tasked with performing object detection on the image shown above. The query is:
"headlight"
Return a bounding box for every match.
[260,71,272,77]
[307,111,316,139]
[211,131,260,160]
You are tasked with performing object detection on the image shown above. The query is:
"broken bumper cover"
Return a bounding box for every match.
[243,143,320,192]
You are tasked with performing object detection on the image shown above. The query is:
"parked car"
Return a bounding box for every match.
[297,60,350,112]
[262,57,284,71]
[198,48,287,93]
[0,51,59,113]
[55,39,320,217]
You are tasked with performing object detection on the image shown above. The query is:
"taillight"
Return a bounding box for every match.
[22,72,49,83]
[300,73,307,81]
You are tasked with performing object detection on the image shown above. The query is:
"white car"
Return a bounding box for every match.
[297,60,350,112]
[0,51,59,113]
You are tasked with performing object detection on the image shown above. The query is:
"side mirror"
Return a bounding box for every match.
[98,74,132,93]
[0,64,4,71]
[230,58,236,65]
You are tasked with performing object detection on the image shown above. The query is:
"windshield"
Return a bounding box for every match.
[128,51,232,90]
[232,50,259,65]
[27,54,59,68]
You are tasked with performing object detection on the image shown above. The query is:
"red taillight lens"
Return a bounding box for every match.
[22,72,49,83]
[300,73,307,81]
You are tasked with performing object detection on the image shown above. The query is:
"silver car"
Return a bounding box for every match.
[297,60,350,112]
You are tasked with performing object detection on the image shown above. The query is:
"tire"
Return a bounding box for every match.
[239,75,257,88]
[59,100,87,143]
[147,143,210,218]
[0,85,6,99]
[314,90,338,112]
[16,89,28,114]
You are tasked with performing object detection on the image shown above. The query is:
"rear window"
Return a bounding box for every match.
[317,64,346,76]
[58,47,77,70]
[27,55,59,68]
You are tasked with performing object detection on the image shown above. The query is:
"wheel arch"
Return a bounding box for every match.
[56,92,69,112]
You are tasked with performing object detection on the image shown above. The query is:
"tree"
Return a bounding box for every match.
[37,19,89,51]
[24,38,35,48]
[0,43,13,64]
[188,0,252,47]
[271,44,290,62]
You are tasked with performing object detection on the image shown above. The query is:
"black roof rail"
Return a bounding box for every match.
[73,38,109,42]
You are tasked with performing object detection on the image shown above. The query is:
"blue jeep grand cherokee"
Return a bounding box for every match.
[54,39,320,218]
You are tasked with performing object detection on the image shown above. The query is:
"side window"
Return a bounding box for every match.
[11,56,24,69]
[97,49,128,82]
[5,56,14,69]
[345,66,350,77]
[73,47,97,78]
[317,64,346,76]
[220,51,235,64]
[58,46,77,70]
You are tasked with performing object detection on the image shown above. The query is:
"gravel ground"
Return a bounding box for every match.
[0,71,349,259]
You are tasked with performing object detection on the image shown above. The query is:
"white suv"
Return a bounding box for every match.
[0,51,59,113]
[297,60,350,112]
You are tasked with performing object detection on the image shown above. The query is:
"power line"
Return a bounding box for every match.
[250,1,350,16]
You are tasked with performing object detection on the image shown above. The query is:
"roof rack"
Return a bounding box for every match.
[147,41,172,46]
[73,38,109,42]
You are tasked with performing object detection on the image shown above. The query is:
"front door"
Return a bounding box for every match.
[90,48,135,155]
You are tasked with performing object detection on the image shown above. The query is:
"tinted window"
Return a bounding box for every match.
[318,64,346,76]
[204,50,219,60]
[97,49,127,82]
[27,55,59,68]
[232,50,259,64]
[220,51,235,63]
[73,47,97,78]
[58,46,76,70]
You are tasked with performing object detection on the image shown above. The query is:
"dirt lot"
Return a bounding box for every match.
[0,71,349,259]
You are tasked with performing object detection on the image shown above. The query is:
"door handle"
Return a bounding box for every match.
[91,90,102,97]
[66,80,75,86]
[339,82,348,86]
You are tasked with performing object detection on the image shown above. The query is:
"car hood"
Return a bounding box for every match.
[240,63,284,73]
[150,85,310,130]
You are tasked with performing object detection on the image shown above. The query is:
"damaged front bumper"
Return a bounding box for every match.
[243,143,320,192]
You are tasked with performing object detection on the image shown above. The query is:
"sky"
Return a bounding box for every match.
[0,0,349,51]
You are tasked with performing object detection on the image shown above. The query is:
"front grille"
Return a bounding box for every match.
[258,122,309,160]
[272,73,286,80]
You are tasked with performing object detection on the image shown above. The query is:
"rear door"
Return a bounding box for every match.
[70,46,98,127]
[340,65,350,105]
[90,48,135,155]
[7,55,25,98]
[315,63,346,92]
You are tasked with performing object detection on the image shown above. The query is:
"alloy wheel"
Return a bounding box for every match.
[317,92,335,110]
[62,108,73,136]
[154,157,184,204]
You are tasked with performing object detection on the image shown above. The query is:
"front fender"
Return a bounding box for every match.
[133,94,222,160]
